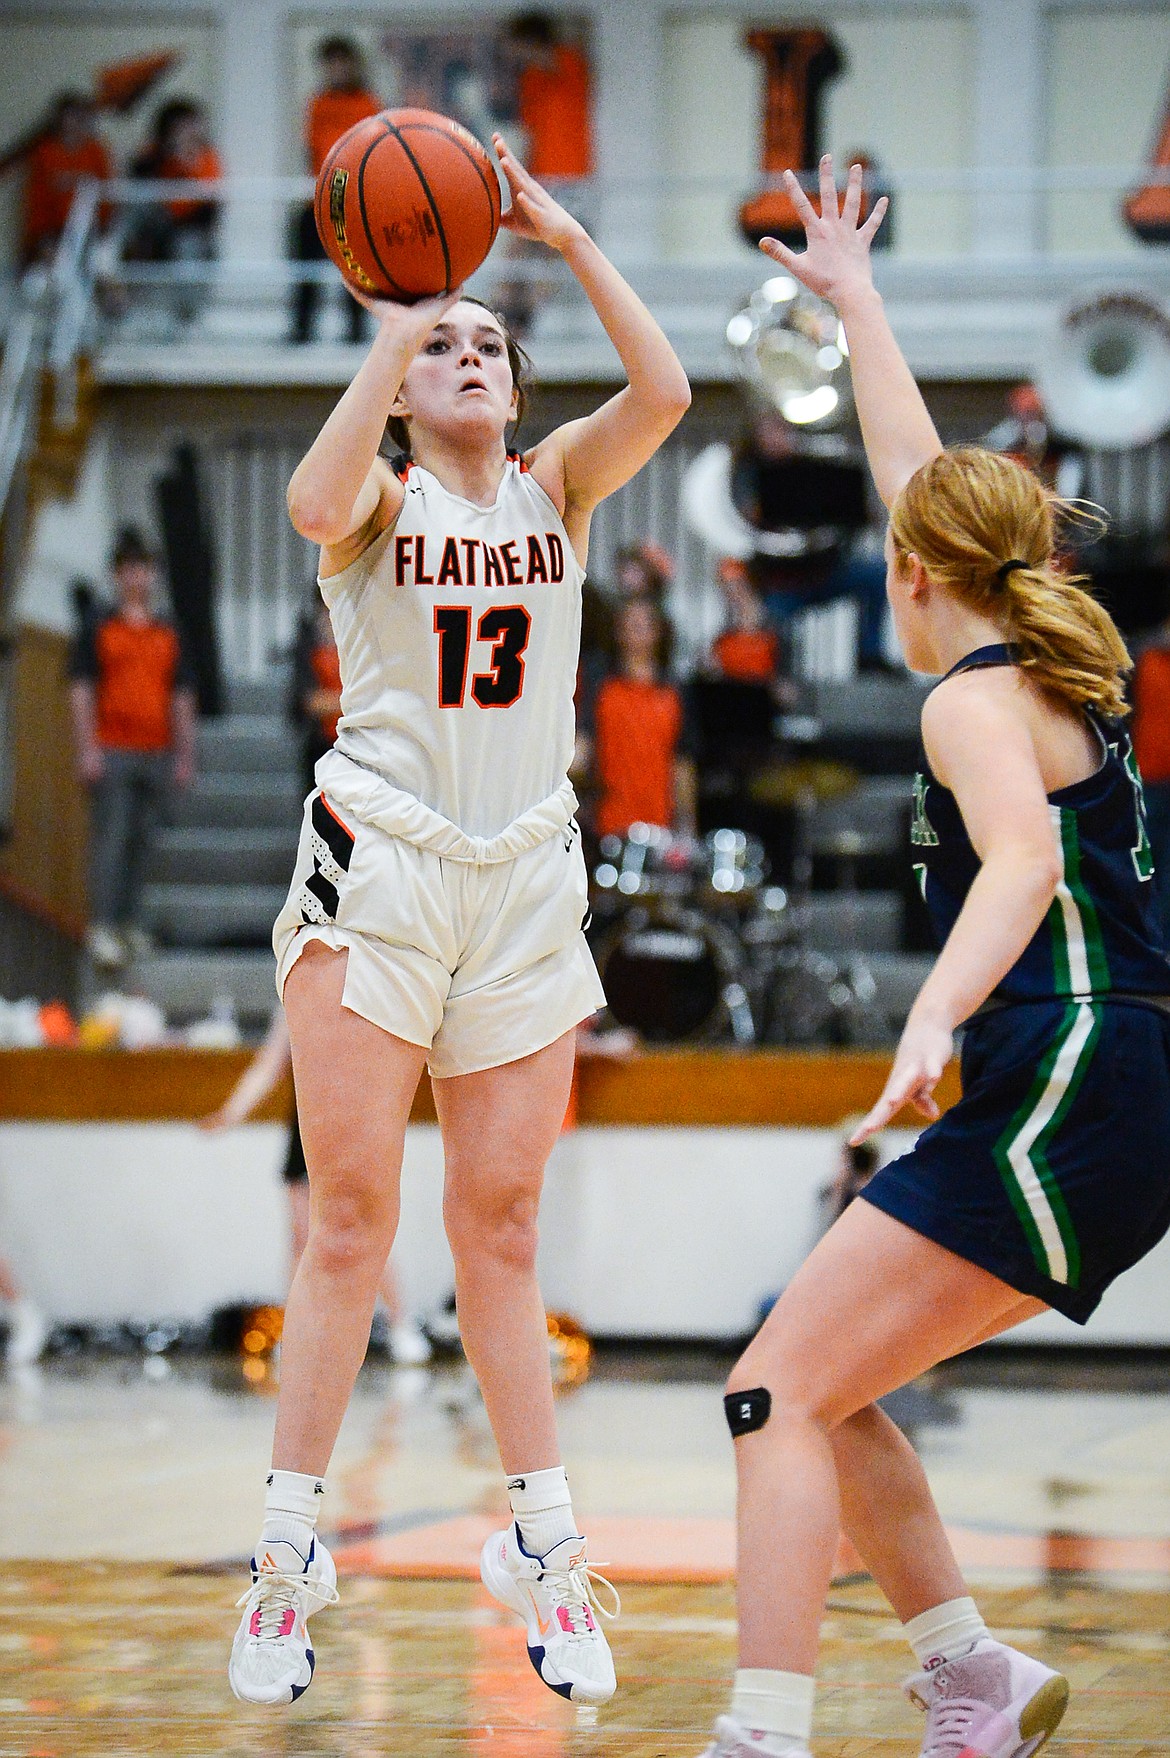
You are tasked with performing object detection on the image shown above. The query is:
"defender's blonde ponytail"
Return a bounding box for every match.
[890,447,1129,719]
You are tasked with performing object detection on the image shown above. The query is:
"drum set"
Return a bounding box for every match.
[590,821,890,1048]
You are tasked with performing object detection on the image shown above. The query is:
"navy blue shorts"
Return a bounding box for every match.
[861,998,1170,1323]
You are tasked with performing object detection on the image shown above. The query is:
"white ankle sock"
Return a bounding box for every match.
[506,1465,578,1556]
[903,1595,989,1669]
[730,1668,814,1747]
[259,1468,325,1559]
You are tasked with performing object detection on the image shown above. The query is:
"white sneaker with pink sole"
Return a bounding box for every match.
[479,1524,619,1705]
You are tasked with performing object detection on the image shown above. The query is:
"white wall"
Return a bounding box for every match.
[661,10,976,262]
[4,1118,1170,1345]
[0,1119,836,1334]
[1046,6,1170,254]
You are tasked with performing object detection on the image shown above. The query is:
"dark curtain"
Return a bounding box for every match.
[154,441,224,716]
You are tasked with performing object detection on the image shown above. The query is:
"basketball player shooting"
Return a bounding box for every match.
[698,157,1170,1758]
[227,137,690,1709]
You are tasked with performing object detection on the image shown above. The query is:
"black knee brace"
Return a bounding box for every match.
[724,1386,771,1437]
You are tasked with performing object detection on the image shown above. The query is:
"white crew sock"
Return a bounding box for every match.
[259,1468,325,1561]
[903,1595,989,1670]
[730,1668,814,1748]
[507,1465,578,1556]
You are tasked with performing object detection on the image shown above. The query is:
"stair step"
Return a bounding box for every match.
[148,826,298,886]
[171,774,304,830]
[229,676,290,716]
[140,882,288,947]
[197,715,300,774]
[812,675,930,737]
[800,890,903,954]
[127,948,278,1026]
[864,951,935,1029]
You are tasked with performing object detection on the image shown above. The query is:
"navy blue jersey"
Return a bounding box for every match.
[911,645,1170,1007]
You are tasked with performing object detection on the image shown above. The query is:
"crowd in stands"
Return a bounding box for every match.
[15,11,593,339]
[20,90,220,273]
[573,539,808,848]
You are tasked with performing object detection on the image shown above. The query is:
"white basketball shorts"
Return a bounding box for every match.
[272,788,605,1078]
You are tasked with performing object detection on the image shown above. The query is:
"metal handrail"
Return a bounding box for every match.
[47,179,102,427]
[0,180,106,529]
[0,268,51,529]
[93,165,1170,200]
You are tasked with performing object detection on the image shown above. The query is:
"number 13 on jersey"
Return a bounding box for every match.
[434,605,531,709]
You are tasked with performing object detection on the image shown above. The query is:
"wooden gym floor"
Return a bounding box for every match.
[1,1349,1167,1755]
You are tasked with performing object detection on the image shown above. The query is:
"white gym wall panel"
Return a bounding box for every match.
[4,1121,1170,1344]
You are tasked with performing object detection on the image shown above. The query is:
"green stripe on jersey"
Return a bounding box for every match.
[1047,806,1111,998]
[993,1000,1099,1287]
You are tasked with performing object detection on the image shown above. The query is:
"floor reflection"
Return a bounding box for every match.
[1,1349,1167,1753]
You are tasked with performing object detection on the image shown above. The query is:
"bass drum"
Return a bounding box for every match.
[596,905,753,1044]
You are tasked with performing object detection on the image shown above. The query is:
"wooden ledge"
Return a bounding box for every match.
[0,1047,959,1128]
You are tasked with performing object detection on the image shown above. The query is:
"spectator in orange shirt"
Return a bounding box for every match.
[495,14,593,334]
[21,92,112,267]
[126,100,222,326]
[587,596,696,840]
[709,557,783,688]
[506,12,593,182]
[68,527,198,969]
[1131,623,1170,936]
[577,540,676,743]
[291,36,381,344]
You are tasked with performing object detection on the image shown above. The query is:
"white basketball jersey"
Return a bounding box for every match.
[321,456,585,840]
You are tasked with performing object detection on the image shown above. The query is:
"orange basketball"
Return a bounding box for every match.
[314,108,501,301]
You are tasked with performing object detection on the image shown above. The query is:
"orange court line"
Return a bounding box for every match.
[331,1514,1170,1584]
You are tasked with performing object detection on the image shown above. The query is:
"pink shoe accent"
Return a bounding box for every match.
[249,1609,261,1637]
[280,1608,296,1638]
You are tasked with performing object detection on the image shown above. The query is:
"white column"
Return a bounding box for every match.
[216,0,286,266]
[592,0,664,264]
[971,0,1045,256]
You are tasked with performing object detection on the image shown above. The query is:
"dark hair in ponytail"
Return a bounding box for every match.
[383,297,531,460]
[890,446,1129,719]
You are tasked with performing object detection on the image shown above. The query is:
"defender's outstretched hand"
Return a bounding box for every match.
[493,133,584,253]
[759,155,888,311]
[760,153,937,508]
[849,1017,953,1145]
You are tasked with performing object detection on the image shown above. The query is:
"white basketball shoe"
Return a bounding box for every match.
[905,1638,1069,1758]
[229,1536,338,1705]
[479,1524,619,1704]
[698,1717,808,1756]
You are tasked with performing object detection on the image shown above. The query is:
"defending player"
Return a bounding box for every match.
[700,158,1170,1758]
[229,138,689,1707]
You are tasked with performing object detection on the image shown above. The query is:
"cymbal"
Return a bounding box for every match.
[748,757,859,807]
